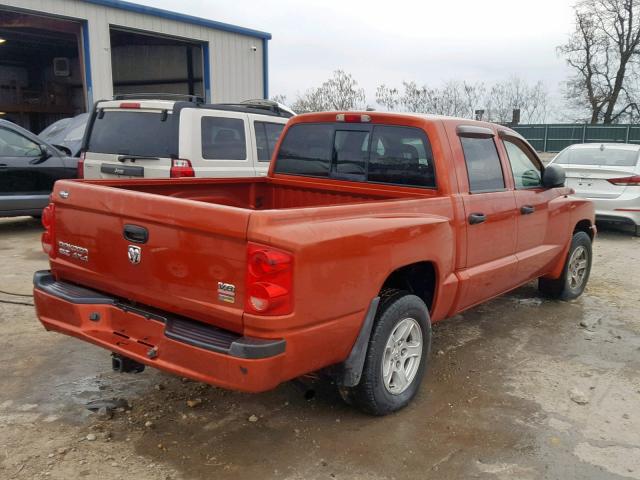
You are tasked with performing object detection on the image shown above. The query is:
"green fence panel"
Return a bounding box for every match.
[513,124,640,152]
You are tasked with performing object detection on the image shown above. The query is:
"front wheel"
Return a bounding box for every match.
[344,291,431,415]
[539,231,592,300]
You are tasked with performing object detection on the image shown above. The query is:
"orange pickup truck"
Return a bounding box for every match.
[33,111,595,415]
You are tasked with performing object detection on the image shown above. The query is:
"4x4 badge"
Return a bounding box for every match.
[127,245,141,264]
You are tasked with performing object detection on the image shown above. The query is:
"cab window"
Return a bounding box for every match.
[503,139,543,188]
[460,137,505,192]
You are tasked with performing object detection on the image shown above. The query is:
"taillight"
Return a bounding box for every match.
[41,203,56,258]
[77,151,85,179]
[336,113,371,123]
[119,102,140,109]
[607,175,640,186]
[170,158,195,178]
[246,243,293,315]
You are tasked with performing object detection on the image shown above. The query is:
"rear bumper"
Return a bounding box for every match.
[588,195,640,226]
[33,271,286,392]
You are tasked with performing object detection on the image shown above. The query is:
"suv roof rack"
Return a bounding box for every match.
[211,99,295,118]
[112,93,205,103]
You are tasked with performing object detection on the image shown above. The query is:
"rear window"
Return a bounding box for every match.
[201,117,247,160]
[554,146,640,167]
[275,123,436,188]
[87,111,178,157]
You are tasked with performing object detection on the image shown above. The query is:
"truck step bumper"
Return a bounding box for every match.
[33,271,286,392]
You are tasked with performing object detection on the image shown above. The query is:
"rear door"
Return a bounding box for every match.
[449,125,518,310]
[249,116,286,176]
[83,103,178,179]
[181,110,255,178]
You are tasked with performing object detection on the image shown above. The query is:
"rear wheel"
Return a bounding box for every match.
[539,231,592,300]
[343,291,431,415]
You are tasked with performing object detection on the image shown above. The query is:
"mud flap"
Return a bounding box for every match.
[335,297,380,387]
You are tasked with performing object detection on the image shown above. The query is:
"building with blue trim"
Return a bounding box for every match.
[0,0,270,130]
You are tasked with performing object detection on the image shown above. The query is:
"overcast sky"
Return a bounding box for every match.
[140,0,577,107]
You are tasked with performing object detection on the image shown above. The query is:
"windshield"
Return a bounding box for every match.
[554,146,640,167]
[87,110,178,157]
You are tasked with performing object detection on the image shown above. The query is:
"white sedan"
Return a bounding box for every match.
[550,143,640,236]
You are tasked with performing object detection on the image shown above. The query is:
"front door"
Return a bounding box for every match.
[500,135,566,281]
[0,126,48,213]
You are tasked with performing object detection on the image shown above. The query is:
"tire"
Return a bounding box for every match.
[539,231,592,300]
[635,224,640,237]
[345,291,431,415]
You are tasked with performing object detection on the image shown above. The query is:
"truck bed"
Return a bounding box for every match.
[105,176,422,209]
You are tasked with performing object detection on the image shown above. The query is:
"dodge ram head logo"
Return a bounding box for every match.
[127,245,141,264]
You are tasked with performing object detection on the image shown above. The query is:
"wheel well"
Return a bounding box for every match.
[574,219,594,240]
[380,262,436,312]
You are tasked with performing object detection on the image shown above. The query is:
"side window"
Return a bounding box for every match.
[460,137,505,192]
[0,128,41,157]
[255,121,285,162]
[275,123,334,176]
[369,126,436,187]
[503,139,542,188]
[201,117,247,160]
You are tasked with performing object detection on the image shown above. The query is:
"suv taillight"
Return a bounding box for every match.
[41,203,56,258]
[170,158,195,178]
[245,243,293,315]
[77,152,85,179]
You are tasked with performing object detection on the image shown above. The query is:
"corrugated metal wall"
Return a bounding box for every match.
[1,0,266,104]
[514,124,640,152]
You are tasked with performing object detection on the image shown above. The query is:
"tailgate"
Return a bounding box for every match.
[49,180,250,332]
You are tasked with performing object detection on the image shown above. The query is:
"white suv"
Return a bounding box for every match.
[80,96,293,179]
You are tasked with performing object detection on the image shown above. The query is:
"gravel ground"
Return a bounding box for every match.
[0,216,638,480]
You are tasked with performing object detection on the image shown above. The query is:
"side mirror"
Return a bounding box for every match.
[542,164,566,188]
[38,144,53,162]
[52,144,73,156]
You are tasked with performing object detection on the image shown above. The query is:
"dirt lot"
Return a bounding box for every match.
[0,217,638,480]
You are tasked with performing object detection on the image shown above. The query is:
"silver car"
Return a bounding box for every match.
[550,143,640,236]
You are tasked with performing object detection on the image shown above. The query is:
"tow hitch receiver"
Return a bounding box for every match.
[111,353,145,373]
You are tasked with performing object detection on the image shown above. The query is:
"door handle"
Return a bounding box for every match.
[468,213,486,225]
[520,205,535,215]
[123,224,149,244]
[0,163,7,169]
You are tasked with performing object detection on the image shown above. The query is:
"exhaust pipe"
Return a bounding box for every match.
[111,353,145,373]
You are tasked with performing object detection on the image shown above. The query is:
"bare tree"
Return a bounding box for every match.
[375,84,400,110]
[290,87,330,113]
[321,70,366,110]
[270,94,288,105]
[290,70,366,113]
[559,0,640,123]
[485,77,549,124]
